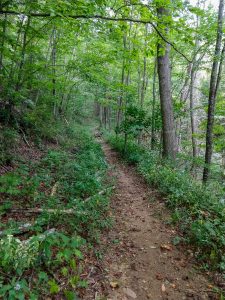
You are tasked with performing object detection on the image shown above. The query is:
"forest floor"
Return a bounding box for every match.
[85,142,219,300]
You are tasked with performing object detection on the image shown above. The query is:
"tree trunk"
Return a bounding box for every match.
[151,58,157,149]
[51,27,57,117]
[0,13,7,71]
[189,0,201,160]
[116,34,126,129]
[15,16,31,92]
[189,65,197,158]
[137,63,141,103]
[140,25,148,107]
[157,5,177,159]
[203,0,224,182]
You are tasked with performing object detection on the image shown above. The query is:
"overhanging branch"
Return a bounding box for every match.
[0,10,191,62]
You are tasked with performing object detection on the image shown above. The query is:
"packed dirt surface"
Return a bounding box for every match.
[84,143,218,300]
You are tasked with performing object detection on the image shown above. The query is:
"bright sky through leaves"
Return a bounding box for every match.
[190,0,218,8]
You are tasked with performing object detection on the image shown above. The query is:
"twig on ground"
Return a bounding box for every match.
[50,181,59,196]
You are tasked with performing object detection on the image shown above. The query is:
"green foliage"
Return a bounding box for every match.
[0,123,111,298]
[0,234,39,274]
[0,127,19,165]
[0,232,84,299]
[117,105,151,138]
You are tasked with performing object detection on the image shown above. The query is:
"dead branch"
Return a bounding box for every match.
[84,186,115,202]
[50,181,59,196]
[10,208,78,214]
[19,127,31,147]
[7,186,115,215]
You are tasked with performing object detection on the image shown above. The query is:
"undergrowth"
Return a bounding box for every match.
[0,123,112,299]
[107,133,225,273]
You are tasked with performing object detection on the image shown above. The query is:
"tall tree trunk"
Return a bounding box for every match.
[140,25,148,107]
[8,16,25,80]
[177,63,192,151]
[190,65,197,158]
[157,4,177,159]
[108,106,111,130]
[117,17,133,126]
[15,16,31,92]
[51,27,57,118]
[151,58,157,149]
[99,105,103,128]
[116,34,126,129]
[104,106,107,128]
[189,0,201,160]
[140,56,147,107]
[137,63,141,103]
[203,0,224,182]
[0,13,7,71]
[6,15,29,122]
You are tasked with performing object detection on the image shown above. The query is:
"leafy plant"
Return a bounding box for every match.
[0,124,112,298]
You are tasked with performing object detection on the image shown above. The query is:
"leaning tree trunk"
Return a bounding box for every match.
[157,4,177,159]
[203,0,224,182]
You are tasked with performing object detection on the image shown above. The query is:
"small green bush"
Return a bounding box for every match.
[0,127,19,165]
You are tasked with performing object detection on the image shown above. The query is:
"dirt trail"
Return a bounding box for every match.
[85,143,217,300]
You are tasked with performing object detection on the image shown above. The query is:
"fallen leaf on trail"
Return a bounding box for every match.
[156,273,164,280]
[110,281,119,289]
[186,289,195,297]
[179,260,187,267]
[160,244,172,251]
[182,275,189,281]
[161,283,166,292]
[208,284,213,289]
[123,288,137,299]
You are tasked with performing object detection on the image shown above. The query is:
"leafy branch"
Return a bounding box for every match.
[0,10,191,62]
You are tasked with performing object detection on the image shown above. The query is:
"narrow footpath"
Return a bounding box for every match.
[85,143,218,300]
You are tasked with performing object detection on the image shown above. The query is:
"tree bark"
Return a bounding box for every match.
[190,65,197,158]
[157,4,177,159]
[151,58,157,149]
[140,25,148,107]
[189,0,201,159]
[51,27,57,117]
[116,34,126,129]
[203,0,224,182]
[15,16,31,92]
[0,13,7,71]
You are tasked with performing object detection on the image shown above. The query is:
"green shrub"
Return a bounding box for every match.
[0,123,112,298]
[0,127,19,165]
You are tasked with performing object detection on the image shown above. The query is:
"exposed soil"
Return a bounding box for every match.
[84,143,219,300]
